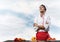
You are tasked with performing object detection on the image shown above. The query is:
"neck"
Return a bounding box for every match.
[40,13,45,17]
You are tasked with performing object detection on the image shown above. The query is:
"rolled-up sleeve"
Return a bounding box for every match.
[34,17,37,23]
[34,17,38,31]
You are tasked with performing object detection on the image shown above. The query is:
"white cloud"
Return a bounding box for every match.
[0,13,27,41]
[0,11,35,41]
[50,16,60,28]
[14,27,36,40]
[0,0,45,14]
[49,31,60,40]
[0,14,26,28]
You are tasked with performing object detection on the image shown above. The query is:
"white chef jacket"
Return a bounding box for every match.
[34,14,51,31]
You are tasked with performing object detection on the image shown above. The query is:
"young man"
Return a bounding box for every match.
[33,4,51,42]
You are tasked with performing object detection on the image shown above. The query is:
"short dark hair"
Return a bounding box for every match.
[40,4,47,11]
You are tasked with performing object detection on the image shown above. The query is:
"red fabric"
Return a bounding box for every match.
[36,32,50,41]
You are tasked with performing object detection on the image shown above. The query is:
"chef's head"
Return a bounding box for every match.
[39,4,46,14]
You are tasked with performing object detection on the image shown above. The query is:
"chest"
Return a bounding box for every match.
[37,16,47,24]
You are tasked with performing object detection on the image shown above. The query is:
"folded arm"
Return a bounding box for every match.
[33,23,45,28]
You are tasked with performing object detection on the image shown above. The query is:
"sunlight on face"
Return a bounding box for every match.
[40,6,46,13]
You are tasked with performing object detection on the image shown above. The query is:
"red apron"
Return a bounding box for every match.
[36,32,50,41]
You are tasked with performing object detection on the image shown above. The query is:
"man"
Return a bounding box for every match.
[33,4,51,42]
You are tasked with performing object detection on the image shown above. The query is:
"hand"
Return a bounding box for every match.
[33,23,38,27]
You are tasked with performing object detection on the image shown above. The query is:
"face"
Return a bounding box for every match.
[39,6,46,13]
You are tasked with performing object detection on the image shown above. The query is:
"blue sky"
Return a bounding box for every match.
[0,0,60,41]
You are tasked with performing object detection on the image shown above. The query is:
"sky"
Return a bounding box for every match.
[0,0,60,41]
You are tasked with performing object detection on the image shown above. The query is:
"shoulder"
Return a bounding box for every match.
[34,15,39,19]
[45,15,51,19]
[34,16,38,21]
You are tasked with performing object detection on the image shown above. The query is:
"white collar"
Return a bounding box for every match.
[38,14,45,18]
